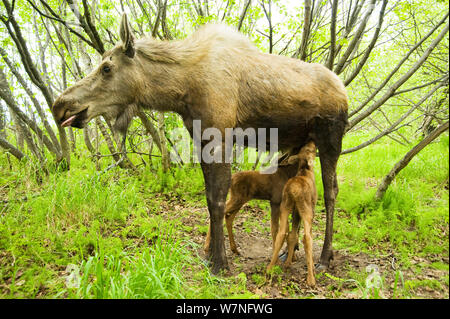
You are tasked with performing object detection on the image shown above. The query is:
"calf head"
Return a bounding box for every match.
[287,141,316,170]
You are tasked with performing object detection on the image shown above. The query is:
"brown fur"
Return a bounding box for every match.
[203,162,299,255]
[52,15,348,273]
[267,141,317,287]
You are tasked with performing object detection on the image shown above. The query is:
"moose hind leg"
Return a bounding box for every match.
[318,154,338,270]
[312,112,347,271]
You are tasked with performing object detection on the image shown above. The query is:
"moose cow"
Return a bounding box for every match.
[52,14,348,274]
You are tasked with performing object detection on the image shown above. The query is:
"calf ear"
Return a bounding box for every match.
[307,158,315,169]
[120,13,135,58]
[287,155,300,165]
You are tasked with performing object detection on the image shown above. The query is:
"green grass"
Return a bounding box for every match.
[0,131,448,298]
[0,145,258,298]
[325,132,449,266]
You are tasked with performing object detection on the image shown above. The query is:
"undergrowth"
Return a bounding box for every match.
[0,132,448,298]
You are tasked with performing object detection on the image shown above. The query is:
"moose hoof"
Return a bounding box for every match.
[208,255,229,275]
[316,249,334,272]
[315,256,333,272]
[315,263,328,273]
[278,251,288,262]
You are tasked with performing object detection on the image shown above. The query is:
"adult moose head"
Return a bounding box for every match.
[53,14,348,274]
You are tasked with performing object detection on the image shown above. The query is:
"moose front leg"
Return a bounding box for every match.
[201,161,231,274]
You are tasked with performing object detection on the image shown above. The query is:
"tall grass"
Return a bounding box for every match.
[73,228,190,299]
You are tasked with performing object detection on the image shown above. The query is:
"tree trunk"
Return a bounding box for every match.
[293,0,312,60]
[83,126,95,154]
[375,121,449,200]
[157,112,170,172]
[0,101,5,139]
[326,0,338,70]
[237,0,252,31]
[136,109,162,153]
[0,136,26,161]
[1,0,70,167]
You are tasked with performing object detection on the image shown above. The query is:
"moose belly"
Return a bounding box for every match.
[237,111,315,151]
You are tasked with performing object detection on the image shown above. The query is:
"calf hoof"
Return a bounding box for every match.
[306,276,316,287]
[279,245,298,262]
[266,264,275,273]
[230,246,240,255]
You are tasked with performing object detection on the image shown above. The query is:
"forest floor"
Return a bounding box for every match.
[0,133,448,299]
[154,192,449,299]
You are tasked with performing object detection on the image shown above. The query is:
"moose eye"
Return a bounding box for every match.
[103,66,111,74]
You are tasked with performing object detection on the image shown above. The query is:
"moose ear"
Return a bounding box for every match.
[120,13,135,58]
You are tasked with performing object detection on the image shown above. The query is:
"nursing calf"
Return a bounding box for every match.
[267,141,318,287]
[204,161,299,255]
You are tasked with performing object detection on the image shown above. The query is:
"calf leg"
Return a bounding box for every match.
[224,197,247,254]
[204,197,245,255]
[267,196,293,271]
[285,211,300,267]
[279,212,300,262]
[302,207,316,287]
[270,202,280,251]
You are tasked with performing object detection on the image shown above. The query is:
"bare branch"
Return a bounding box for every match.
[375,121,449,200]
[348,11,449,118]
[293,0,312,60]
[334,0,377,75]
[238,0,252,31]
[326,0,338,69]
[342,81,446,154]
[344,0,388,86]
[348,20,449,130]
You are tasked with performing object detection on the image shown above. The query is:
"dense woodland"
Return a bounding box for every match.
[0,0,448,299]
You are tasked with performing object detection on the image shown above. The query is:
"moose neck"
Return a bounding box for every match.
[133,40,200,117]
[135,62,186,114]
